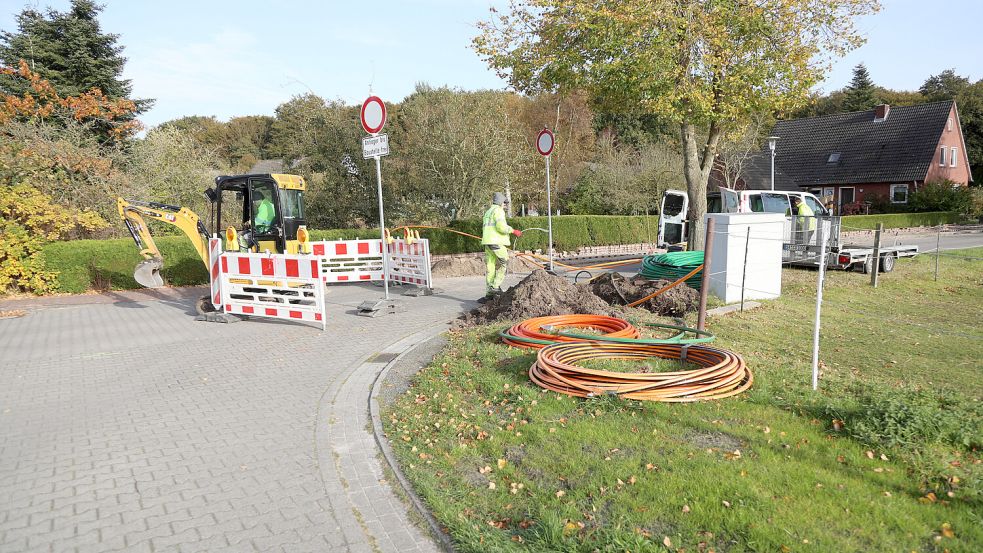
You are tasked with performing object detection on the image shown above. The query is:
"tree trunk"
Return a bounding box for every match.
[681,121,723,250]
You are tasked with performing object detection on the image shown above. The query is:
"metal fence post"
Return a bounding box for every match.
[811,224,829,391]
[697,217,715,332]
[870,223,883,288]
[740,226,750,312]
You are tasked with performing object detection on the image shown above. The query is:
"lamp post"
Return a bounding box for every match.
[768,136,780,191]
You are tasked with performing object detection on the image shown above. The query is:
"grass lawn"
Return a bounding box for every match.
[383,249,982,552]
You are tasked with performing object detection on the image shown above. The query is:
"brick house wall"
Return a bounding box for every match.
[924,104,972,185]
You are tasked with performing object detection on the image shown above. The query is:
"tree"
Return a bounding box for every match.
[0,1,151,141]
[920,69,970,102]
[475,0,878,248]
[843,63,878,112]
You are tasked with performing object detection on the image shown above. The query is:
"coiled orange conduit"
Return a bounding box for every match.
[500,314,640,349]
[529,341,753,402]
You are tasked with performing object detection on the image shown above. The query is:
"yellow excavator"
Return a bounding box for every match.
[118,173,310,311]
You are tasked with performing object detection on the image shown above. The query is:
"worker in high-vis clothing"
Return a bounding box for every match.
[790,196,816,245]
[253,189,276,234]
[480,192,521,302]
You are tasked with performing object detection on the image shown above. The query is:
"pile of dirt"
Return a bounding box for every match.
[460,269,618,326]
[588,272,699,317]
[431,253,544,278]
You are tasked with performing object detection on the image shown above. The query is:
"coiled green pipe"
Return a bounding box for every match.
[639,251,704,288]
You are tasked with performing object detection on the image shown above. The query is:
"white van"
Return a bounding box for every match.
[658,187,828,247]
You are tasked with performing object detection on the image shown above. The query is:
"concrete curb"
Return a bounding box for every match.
[707,301,762,317]
[367,327,457,553]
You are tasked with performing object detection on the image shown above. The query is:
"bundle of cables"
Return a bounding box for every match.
[501,314,750,402]
[529,341,752,402]
[639,251,704,288]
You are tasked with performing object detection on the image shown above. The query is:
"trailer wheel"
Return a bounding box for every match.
[880,253,896,273]
[862,256,873,274]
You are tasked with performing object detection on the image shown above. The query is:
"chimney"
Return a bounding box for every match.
[874,104,890,121]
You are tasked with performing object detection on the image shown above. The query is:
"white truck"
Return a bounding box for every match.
[658,187,919,273]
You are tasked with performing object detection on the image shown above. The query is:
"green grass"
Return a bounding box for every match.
[384,249,983,552]
[840,211,960,230]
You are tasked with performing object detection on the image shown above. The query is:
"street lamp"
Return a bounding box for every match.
[767,136,780,191]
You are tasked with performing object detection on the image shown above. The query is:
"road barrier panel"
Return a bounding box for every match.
[218,251,326,329]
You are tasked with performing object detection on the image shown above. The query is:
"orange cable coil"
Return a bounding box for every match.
[501,314,640,349]
[529,341,752,402]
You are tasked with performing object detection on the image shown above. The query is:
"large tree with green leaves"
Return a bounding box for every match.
[0,0,150,113]
[475,0,878,247]
[842,63,878,112]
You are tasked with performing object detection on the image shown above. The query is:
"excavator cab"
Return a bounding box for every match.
[207,173,308,254]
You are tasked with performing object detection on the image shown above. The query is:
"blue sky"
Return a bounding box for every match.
[2,0,982,129]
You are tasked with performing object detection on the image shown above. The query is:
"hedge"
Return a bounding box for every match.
[39,215,662,293]
[839,211,960,231]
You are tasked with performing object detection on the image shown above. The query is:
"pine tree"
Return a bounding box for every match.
[0,0,151,113]
[843,63,877,112]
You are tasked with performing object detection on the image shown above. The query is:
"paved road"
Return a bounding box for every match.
[0,277,506,553]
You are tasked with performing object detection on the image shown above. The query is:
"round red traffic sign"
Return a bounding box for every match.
[360,96,387,134]
[536,127,555,156]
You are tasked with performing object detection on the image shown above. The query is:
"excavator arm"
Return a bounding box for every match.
[117,198,211,288]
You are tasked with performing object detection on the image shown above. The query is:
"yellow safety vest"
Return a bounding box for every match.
[481,204,513,246]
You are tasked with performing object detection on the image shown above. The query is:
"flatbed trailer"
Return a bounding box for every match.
[782,216,919,273]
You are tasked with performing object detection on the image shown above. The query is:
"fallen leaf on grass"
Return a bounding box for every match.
[941,522,954,538]
[497,459,507,469]
[555,490,566,498]
[682,505,690,513]
[646,463,656,471]
[663,536,672,548]
[488,482,496,490]
[919,492,937,504]
[724,450,742,461]
[722,500,732,508]
[866,450,875,459]
[479,465,492,474]
[832,419,844,431]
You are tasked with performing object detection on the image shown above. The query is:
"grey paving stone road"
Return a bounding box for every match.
[0,277,503,553]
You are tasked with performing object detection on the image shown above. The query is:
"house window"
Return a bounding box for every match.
[948,117,953,131]
[890,184,908,204]
[951,147,957,167]
[940,146,946,166]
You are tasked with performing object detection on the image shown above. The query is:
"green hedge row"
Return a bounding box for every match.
[40,215,662,293]
[839,211,960,230]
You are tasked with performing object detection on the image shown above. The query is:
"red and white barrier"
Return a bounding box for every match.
[208,237,223,309]
[386,238,432,287]
[310,238,433,290]
[218,251,326,329]
[310,239,384,283]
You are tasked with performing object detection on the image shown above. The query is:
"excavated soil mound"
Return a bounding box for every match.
[460,269,618,326]
[588,272,699,317]
[431,253,543,278]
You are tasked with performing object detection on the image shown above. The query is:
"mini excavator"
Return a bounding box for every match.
[118,173,310,313]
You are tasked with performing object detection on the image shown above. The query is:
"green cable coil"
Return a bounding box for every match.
[639,251,704,288]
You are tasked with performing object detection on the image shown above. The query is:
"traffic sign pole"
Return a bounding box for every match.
[545,155,553,271]
[536,128,556,272]
[375,154,389,300]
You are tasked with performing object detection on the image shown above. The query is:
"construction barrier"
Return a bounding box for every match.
[310,238,433,290]
[386,238,432,287]
[208,237,223,309]
[311,239,384,283]
[218,251,327,329]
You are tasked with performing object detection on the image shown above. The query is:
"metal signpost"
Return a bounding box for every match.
[536,127,555,271]
[357,95,400,316]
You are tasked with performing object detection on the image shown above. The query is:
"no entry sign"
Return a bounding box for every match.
[360,96,387,134]
[536,127,555,156]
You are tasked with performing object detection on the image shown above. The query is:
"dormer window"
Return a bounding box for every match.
[827,152,841,163]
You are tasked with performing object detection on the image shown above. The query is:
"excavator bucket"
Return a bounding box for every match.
[134,257,165,288]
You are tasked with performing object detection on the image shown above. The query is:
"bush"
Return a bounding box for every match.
[38,215,661,294]
[909,180,972,213]
[840,211,960,230]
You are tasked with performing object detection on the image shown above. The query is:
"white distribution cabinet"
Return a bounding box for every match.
[704,213,784,303]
